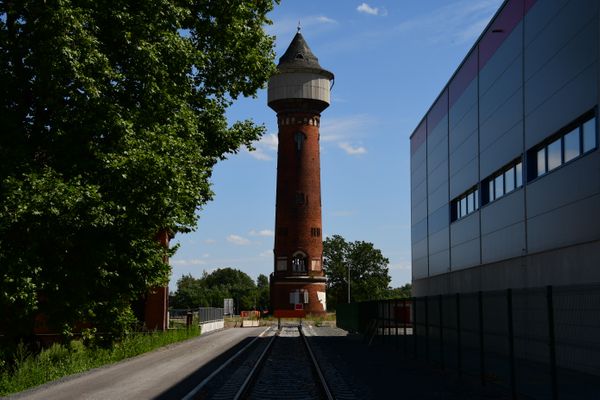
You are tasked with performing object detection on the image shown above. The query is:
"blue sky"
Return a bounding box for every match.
[169,0,504,291]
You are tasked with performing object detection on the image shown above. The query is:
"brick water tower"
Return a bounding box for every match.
[268,29,333,315]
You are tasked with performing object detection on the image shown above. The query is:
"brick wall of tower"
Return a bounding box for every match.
[273,111,324,278]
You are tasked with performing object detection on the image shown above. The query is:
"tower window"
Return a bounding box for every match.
[295,192,306,205]
[311,227,321,237]
[295,131,306,151]
[290,289,309,304]
[292,251,307,272]
[311,259,321,270]
[276,257,287,271]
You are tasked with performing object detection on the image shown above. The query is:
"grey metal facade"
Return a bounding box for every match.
[410,0,600,296]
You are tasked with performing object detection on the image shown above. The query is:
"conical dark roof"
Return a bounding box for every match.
[278,32,323,69]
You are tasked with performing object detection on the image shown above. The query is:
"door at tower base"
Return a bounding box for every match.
[270,280,327,315]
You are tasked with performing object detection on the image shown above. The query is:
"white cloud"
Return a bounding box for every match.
[227,234,251,245]
[170,258,207,266]
[249,229,274,237]
[247,133,278,161]
[332,210,356,217]
[339,142,367,155]
[320,114,374,156]
[320,114,374,143]
[393,0,501,45]
[316,16,337,24]
[357,3,387,16]
[259,250,272,257]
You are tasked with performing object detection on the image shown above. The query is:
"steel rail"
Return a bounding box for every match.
[181,326,271,400]
[300,325,335,400]
[232,329,279,400]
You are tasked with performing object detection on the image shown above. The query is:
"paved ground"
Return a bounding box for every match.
[305,325,512,400]
[5,325,517,400]
[6,327,266,400]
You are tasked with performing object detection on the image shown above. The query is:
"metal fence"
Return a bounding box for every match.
[198,307,224,323]
[169,307,224,326]
[336,284,600,399]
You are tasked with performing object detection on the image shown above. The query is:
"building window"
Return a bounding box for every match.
[531,114,597,180]
[451,186,479,222]
[311,227,321,237]
[276,258,287,271]
[484,159,523,205]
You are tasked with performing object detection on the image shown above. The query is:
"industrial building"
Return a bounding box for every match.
[410,0,600,296]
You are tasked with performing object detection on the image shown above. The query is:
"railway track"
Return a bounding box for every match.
[182,324,335,400]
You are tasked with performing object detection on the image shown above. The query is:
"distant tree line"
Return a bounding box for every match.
[170,268,269,314]
[323,235,411,310]
[170,235,412,315]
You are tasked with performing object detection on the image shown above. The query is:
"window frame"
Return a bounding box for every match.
[483,158,523,207]
[451,185,479,223]
[530,113,597,181]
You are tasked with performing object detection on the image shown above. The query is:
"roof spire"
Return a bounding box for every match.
[297,20,301,33]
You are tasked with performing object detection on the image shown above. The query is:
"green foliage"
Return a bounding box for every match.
[256,274,270,311]
[323,235,392,310]
[170,268,263,312]
[0,1,278,341]
[0,328,200,396]
[385,283,412,299]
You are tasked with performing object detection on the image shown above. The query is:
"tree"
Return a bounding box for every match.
[256,274,270,311]
[169,274,207,309]
[0,1,278,342]
[323,235,391,310]
[203,268,256,312]
[170,268,258,312]
[385,283,412,299]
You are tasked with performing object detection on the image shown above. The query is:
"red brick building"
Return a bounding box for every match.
[268,31,333,315]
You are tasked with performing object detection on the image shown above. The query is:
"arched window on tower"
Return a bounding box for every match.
[292,251,307,272]
[295,131,306,152]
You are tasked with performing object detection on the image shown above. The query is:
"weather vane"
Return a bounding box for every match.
[297,21,301,33]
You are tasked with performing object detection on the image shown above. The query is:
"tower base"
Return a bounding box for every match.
[270,275,327,315]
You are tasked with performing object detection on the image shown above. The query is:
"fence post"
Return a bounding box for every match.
[547,285,558,400]
[425,295,429,362]
[413,296,418,359]
[478,290,485,386]
[507,288,516,399]
[403,298,408,357]
[456,293,462,379]
[439,294,445,370]
[395,298,399,351]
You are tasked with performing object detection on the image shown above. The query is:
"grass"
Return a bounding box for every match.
[0,327,200,396]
